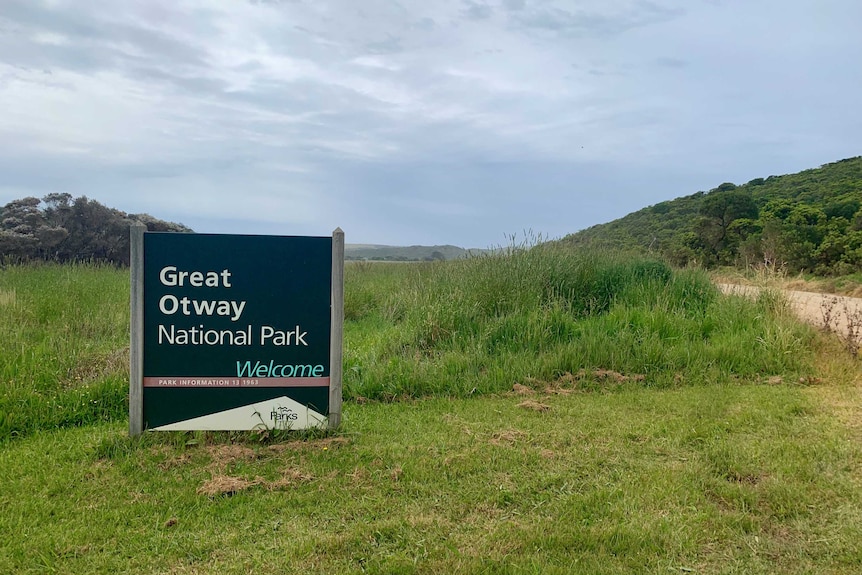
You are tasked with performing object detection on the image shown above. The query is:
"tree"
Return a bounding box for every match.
[695,189,758,264]
[824,198,860,221]
[0,197,68,260]
[0,194,192,265]
[1,197,42,234]
[758,203,828,272]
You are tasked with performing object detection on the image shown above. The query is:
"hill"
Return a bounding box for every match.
[345,243,488,261]
[561,157,862,275]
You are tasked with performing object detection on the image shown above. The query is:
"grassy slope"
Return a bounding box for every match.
[560,156,862,262]
[1,257,861,574]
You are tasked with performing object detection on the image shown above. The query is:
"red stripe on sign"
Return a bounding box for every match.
[143,377,330,388]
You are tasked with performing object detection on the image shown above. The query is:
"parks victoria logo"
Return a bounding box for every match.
[137,232,336,431]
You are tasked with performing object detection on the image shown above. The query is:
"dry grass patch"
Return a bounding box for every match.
[156,451,192,471]
[524,369,648,397]
[348,466,372,487]
[267,467,314,489]
[205,444,257,471]
[511,383,534,395]
[590,368,646,383]
[489,429,527,446]
[198,467,313,497]
[539,448,557,459]
[197,474,260,497]
[516,400,551,412]
[0,288,16,307]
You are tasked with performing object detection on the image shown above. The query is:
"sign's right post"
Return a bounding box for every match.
[328,227,344,430]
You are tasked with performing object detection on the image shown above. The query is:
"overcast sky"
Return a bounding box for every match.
[1,1,859,247]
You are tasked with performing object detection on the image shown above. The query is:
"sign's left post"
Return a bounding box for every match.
[129,222,146,437]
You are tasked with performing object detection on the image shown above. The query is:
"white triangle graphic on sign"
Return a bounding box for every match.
[151,396,327,431]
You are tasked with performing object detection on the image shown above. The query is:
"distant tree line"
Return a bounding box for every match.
[563,157,862,276]
[344,245,475,262]
[0,194,192,266]
[346,250,447,262]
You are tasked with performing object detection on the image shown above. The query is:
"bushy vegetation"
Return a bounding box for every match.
[0,194,191,265]
[563,156,862,275]
[1,248,818,441]
[343,245,816,401]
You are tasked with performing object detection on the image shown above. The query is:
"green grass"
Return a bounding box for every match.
[344,247,816,400]
[1,385,860,574]
[0,263,129,440]
[1,251,861,573]
[3,250,817,441]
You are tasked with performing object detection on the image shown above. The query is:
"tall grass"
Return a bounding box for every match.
[1,247,817,440]
[0,263,129,440]
[344,246,815,400]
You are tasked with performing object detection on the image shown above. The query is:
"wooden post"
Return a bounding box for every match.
[129,223,146,437]
[329,228,345,430]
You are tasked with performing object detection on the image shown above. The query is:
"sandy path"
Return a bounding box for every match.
[717,283,862,338]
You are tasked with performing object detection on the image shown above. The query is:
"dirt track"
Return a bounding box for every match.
[718,284,862,338]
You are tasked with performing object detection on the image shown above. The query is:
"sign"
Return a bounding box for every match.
[129,229,344,433]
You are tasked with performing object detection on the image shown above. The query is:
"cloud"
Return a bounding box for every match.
[510,0,685,38]
[501,0,525,11]
[462,1,494,21]
[364,34,405,55]
[655,56,687,69]
[0,0,860,247]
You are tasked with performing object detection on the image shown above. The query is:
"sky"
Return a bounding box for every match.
[1,0,860,248]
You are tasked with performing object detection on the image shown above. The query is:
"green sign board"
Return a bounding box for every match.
[129,230,344,432]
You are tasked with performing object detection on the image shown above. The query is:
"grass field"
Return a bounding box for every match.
[1,249,861,574]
